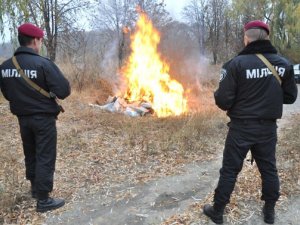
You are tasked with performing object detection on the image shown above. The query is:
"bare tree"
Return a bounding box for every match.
[93,0,171,69]
[183,0,229,64]
[28,0,90,61]
[0,0,90,61]
[182,0,207,56]
[93,0,136,68]
[137,0,172,27]
[205,0,228,64]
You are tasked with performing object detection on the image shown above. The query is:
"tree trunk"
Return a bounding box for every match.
[42,0,57,61]
[212,51,217,65]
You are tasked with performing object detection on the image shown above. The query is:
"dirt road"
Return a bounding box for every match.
[46,85,300,225]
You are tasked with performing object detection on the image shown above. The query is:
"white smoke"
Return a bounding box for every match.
[100,38,124,96]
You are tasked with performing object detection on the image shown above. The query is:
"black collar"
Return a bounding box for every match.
[14,46,39,56]
[238,40,277,55]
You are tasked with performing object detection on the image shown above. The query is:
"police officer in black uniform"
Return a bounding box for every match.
[0,23,71,212]
[203,20,298,224]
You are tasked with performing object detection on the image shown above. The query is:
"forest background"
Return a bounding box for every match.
[0,0,299,91]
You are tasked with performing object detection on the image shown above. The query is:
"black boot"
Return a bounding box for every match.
[203,204,224,224]
[36,197,65,213]
[263,202,275,224]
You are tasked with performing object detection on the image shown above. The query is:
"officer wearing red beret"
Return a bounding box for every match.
[18,23,44,38]
[0,23,70,212]
[203,20,298,224]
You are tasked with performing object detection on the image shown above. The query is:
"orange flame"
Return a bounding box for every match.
[122,13,188,117]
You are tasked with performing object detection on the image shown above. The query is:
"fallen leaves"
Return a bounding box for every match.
[0,89,225,224]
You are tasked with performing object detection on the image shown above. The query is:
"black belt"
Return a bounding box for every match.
[18,113,57,118]
[230,118,276,124]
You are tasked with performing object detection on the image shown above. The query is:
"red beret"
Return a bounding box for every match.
[244,20,270,35]
[18,23,44,38]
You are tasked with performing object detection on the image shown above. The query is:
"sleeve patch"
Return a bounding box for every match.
[220,69,227,82]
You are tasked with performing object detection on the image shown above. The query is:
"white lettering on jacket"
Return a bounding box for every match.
[294,64,300,75]
[1,69,38,79]
[246,67,285,79]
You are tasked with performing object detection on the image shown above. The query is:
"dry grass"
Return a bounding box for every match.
[0,80,228,224]
[277,114,300,196]
[1,76,299,225]
[163,114,300,225]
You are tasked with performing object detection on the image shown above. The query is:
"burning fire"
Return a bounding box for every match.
[122,13,187,117]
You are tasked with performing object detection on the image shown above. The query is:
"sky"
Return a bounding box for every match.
[164,0,189,21]
[1,0,189,43]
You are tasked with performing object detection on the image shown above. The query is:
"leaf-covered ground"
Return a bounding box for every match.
[0,84,226,224]
[0,85,299,225]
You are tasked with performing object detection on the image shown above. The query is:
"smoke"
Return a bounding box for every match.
[183,53,212,83]
[99,38,124,96]
[177,52,219,112]
[173,51,218,90]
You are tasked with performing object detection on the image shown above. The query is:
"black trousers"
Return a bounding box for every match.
[214,119,280,206]
[18,114,57,199]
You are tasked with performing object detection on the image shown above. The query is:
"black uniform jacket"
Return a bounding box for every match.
[0,47,71,116]
[214,40,298,120]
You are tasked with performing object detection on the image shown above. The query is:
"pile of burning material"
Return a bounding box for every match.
[89,96,154,117]
[91,12,188,118]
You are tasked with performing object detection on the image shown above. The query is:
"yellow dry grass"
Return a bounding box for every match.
[1,75,299,225]
[163,114,300,225]
[0,80,227,224]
